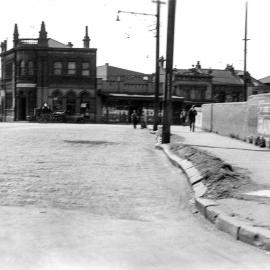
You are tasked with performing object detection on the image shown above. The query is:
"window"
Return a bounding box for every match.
[53,62,62,75]
[82,62,90,76]
[6,93,13,109]
[19,60,25,76]
[5,63,12,80]
[51,90,63,111]
[66,92,76,115]
[28,61,34,76]
[67,62,76,75]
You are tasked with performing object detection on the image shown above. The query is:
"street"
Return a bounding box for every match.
[0,123,269,270]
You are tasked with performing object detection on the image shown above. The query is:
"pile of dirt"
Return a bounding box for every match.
[170,143,261,199]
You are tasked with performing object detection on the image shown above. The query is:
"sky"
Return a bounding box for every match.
[0,0,270,79]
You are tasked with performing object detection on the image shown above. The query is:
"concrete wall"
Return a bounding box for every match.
[202,102,247,140]
[202,93,270,140]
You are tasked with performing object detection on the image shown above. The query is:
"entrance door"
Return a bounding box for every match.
[19,96,26,120]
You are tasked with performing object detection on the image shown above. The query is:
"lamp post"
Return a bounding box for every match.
[116,1,165,131]
[162,0,177,144]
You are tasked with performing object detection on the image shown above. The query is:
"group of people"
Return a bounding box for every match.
[130,110,146,129]
[130,105,197,132]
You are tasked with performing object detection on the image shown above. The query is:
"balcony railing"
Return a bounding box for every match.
[18,39,38,46]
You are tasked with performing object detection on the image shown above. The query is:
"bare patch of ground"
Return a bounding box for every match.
[170,143,264,200]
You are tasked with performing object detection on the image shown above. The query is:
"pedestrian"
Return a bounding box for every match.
[188,105,197,132]
[180,109,186,125]
[131,110,139,129]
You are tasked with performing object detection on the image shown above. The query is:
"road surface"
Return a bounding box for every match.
[0,123,269,270]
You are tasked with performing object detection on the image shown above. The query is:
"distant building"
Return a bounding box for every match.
[173,61,264,104]
[0,22,97,121]
[97,62,265,124]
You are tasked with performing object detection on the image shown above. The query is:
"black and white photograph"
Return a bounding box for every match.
[0,0,270,269]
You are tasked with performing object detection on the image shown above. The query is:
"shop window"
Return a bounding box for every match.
[51,90,63,111]
[82,62,90,76]
[67,62,76,75]
[53,62,62,75]
[80,92,90,115]
[66,91,76,115]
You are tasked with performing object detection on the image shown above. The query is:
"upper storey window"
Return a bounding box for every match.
[53,62,62,75]
[82,62,90,76]
[67,62,76,75]
[28,61,34,76]
[19,60,26,76]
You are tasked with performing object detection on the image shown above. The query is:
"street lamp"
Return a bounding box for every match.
[116,1,165,131]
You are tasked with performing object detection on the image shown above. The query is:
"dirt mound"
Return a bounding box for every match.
[170,143,261,199]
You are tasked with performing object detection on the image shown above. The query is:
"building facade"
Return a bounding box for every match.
[0,22,97,122]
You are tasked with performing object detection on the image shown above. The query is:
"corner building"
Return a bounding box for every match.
[0,22,97,121]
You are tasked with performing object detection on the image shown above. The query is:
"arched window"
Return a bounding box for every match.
[53,62,62,75]
[19,60,25,76]
[51,90,63,111]
[66,91,76,115]
[28,61,34,76]
[80,92,90,115]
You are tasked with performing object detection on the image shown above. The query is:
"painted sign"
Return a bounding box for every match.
[258,103,270,136]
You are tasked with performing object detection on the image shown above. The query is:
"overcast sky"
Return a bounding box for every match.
[1,0,270,79]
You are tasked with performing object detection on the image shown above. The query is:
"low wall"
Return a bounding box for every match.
[202,93,270,140]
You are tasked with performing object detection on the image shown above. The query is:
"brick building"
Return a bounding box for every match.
[0,22,97,121]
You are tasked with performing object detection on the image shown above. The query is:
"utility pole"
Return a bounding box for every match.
[243,1,249,101]
[162,0,177,143]
[152,0,165,131]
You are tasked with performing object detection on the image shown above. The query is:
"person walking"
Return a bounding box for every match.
[188,105,197,132]
[131,110,139,129]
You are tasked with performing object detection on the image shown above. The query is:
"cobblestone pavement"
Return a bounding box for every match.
[0,123,270,270]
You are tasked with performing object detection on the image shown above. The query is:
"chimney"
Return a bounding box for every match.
[1,40,7,52]
[67,42,73,48]
[83,26,90,48]
[38,21,48,47]
[196,61,201,69]
[13,24,19,48]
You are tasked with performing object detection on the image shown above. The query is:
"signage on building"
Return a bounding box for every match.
[258,103,270,136]
[16,83,36,88]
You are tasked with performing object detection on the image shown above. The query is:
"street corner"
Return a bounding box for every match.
[239,224,270,251]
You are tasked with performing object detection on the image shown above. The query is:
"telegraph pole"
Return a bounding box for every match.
[243,1,249,101]
[117,1,164,131]
[162,0,177,143]
[152,0,164,131]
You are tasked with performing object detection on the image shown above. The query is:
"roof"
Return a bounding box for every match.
[259,76,270,84]
[97,64,147,81]
[48,38,69,48]
[176,68,261,86]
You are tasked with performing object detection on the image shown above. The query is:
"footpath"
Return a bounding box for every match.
[156,125,270,251]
